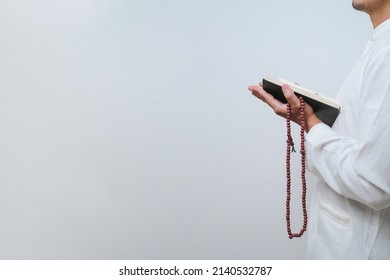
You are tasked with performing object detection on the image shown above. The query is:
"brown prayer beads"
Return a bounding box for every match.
[286,97,308,239]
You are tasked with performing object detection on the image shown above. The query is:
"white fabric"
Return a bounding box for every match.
[305,18,390,259]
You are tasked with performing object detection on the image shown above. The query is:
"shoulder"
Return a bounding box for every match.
[359,43,390,108]
[365,37,390,70]
[362,43,390,82]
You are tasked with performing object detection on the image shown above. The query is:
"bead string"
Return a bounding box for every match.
[286,97,308,239]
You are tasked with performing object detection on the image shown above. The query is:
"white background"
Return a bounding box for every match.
[0,0,371,259]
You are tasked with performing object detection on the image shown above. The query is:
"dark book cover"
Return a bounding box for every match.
[262,78,340,127]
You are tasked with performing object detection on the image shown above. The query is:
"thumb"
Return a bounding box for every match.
[282,84,300,108]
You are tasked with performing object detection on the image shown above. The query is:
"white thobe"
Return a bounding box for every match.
[305,18,390,259]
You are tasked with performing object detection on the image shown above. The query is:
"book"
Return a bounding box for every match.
[262,77,341,127]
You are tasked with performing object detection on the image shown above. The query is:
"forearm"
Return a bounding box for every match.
[306,123,390,210]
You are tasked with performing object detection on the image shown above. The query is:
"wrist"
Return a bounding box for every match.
[305,114,322,133]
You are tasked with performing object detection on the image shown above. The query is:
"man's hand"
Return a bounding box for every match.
[248,82,322,132]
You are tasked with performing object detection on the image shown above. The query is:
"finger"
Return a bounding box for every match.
[248,84,274,103]
[249,87,266,103]
[282,84,301,112]
[248,84,286,114]
[248,85,265,100]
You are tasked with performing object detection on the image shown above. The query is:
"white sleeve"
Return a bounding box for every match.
[305,49,390,210]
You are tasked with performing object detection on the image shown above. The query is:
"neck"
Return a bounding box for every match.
[369,3,390,28]
[370,14,390,28]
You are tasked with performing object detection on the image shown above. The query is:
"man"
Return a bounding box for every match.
[248,0,390,259]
